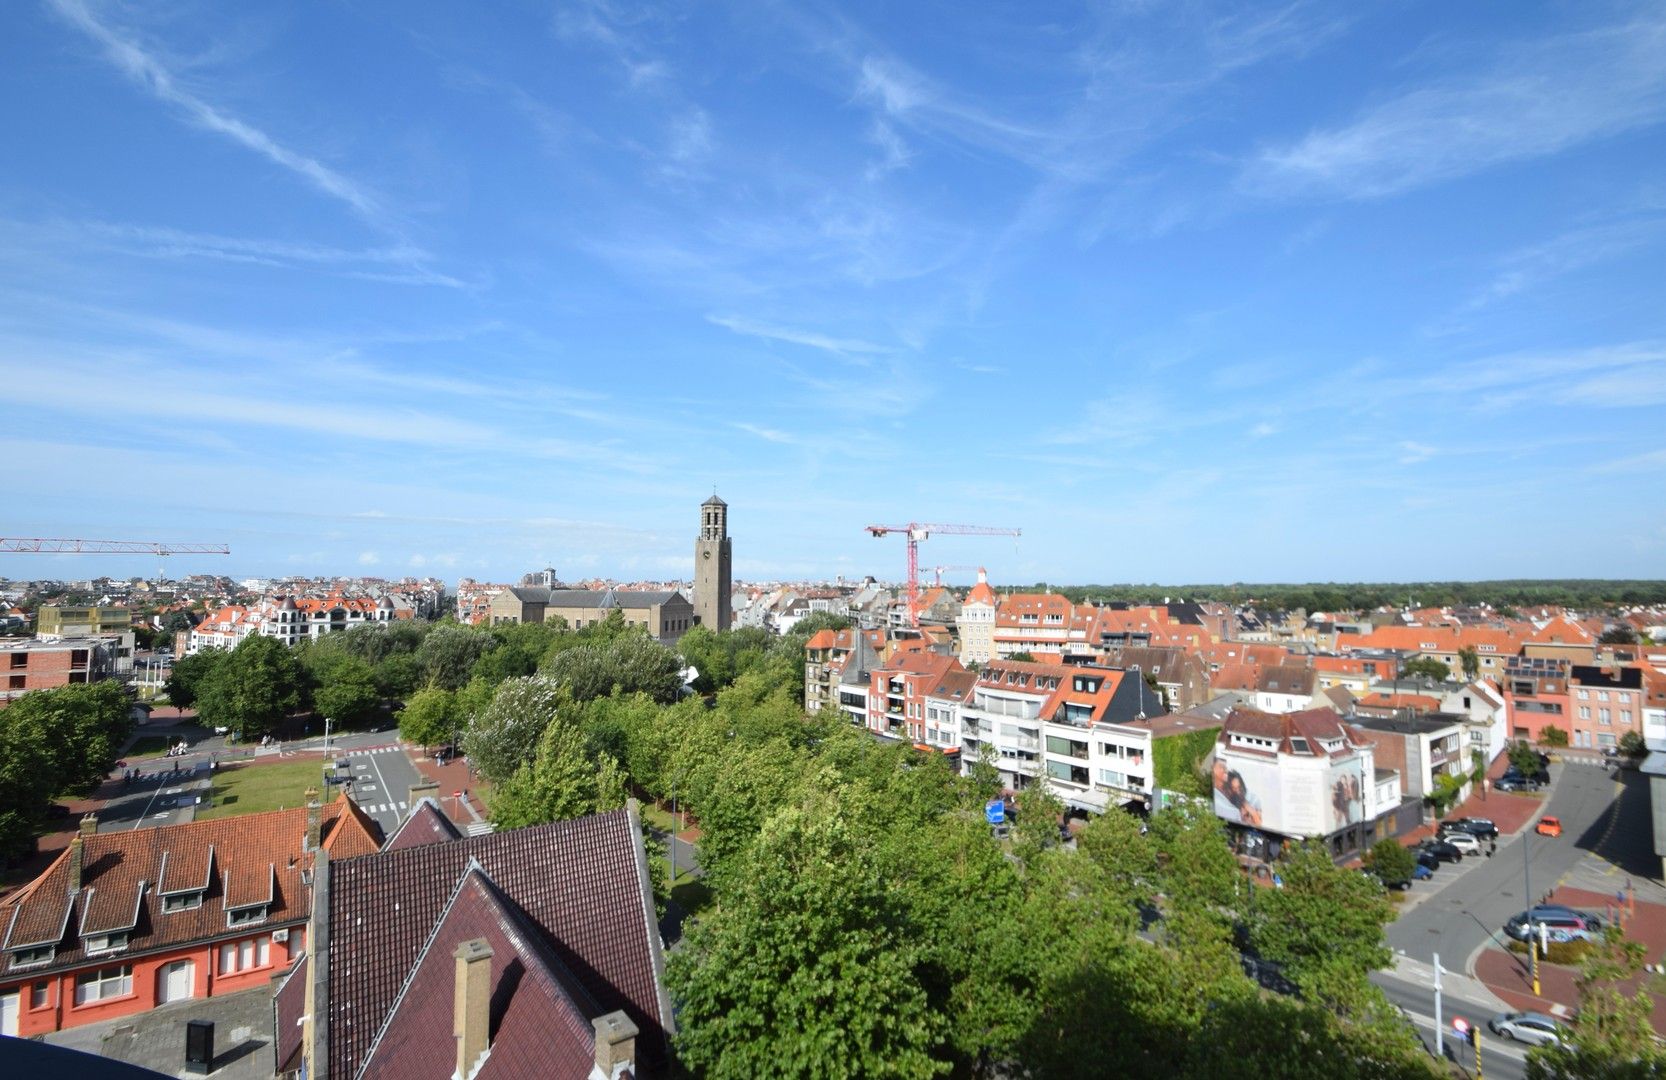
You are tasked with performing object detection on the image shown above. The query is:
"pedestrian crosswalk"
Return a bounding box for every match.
[342,747,403,757]
[362,800,409,815]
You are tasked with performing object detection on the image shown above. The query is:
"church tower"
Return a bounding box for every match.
[694,493,731,630]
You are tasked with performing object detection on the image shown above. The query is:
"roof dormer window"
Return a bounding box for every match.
[227,905,269,928]
[162,891,204,913]
[8,946,55,971]
[83,931,130,956]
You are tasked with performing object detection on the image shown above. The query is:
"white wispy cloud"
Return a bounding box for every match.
[706,314,893,359]
[358,551,381,566]
[1467,211,1666,308]
[730,422,795,444]
[1243,11,1666,199]
[1250,421,1278,438]
[8,219,463,287]
[46,0,385,225]
[1397,441,1437,465]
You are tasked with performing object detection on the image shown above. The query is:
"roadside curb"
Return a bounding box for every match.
[1392,953,1511,1012]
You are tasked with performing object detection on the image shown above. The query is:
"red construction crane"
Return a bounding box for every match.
[865,523,1020,626]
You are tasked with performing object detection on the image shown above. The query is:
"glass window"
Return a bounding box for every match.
[31,982,48,1009]
[73,965,132,1005]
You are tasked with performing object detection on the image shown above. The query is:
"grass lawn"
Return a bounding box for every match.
[195,760,331,822]
[124,736,180,760]
[671,877,714,920]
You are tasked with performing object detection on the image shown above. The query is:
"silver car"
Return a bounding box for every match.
[1489,1011,1566,1047]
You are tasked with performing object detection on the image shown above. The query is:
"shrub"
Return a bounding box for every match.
[1538,725,1569,748]
[1506,937,1595,965]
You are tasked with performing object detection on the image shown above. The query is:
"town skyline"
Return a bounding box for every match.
[4,2,1665,583]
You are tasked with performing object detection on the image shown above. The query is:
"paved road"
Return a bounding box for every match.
[333,746,423,839]
[1386,759,1632,974]
[1375,970,1533,1080]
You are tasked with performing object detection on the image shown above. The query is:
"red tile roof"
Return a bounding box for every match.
[382,799,463,851]
[326,807,667,1079]
[1,796,380,974]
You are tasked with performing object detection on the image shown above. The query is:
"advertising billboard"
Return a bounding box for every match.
[1213,753,1368,838]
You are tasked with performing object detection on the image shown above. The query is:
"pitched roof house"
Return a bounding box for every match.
[297,804,670,1079]
[1,793,380,1038]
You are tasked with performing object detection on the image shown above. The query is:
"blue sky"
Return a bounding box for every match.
[2,1,1664,587]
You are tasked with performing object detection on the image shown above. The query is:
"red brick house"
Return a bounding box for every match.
[0,792,380,1038]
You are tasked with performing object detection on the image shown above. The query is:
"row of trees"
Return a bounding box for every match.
[433,614,1442,1077]
[1048,579,1666,612]
[0,682,133,860]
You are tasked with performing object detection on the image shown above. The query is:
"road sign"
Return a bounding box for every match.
[1452,1017,1470,1035]
[985,800,1006,825]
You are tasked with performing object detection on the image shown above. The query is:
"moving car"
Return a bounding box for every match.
[1436,830,1483,855]
[1536,816,1563,837]
[1443,817,1499,840]
[1489,1011,1566,1047]
[1416,838,1464,863]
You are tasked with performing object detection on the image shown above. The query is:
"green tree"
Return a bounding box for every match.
[541,634,684,704]
[0,709,59,860]
[1364,837,1416,885]
[1539,724,1569,748]
[194,635,304,738]
[415,625,496,691]
[164,648,227,708]
[666,787,949,1080]
[1250,842,1393,1014]
[1400,656,1451,682]
[1597,625,1639,645]
[489,712,625,829]
[1619,730,1646,758]
[1508,739,1543,774]
[399,687,459,751]
[1457,646,1480,680]
[1526,928,1666,1078]
[2,681,133,795]
[461,675,575,783]
[311,655,381,728]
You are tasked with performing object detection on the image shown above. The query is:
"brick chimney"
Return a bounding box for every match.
[591,1011,638,1079]
[67,834,86,892]
[304,789,322,852]
[408,778,440,808]
[453,939,493,1080]
[79,812,98,837]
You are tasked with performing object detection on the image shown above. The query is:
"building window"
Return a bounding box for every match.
[9,946,54,971]
[1599,710,1610,725]
[1598,691,1610,702]
[1579,706,1590,720]
[1576,689,1589,700]
[227,904,269,928]
[30,982,49,1009]
[218,937,271,975]
[74,965,133,1005]
[162,892,204,913]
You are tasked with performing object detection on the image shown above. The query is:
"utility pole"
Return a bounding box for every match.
[1433,952,1444,1059]
[1523,831,1541,995]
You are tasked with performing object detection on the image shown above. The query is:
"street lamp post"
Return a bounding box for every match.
[1523,829,1541,995]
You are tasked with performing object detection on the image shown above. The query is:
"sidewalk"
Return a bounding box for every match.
[1473,885,1666,1028]
[1392,954,1511,1012]
[408,748,486,824]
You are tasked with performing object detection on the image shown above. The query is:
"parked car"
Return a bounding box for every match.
[1505,907,1602,941]
[1536,816,1563,837]
[1495,776,1539,793]
[1489,1011,1567,1047]
[1443,817,1499,840]
[1412,861,1433,882]
[1503,765,1550,785]
[1414,849,1441,873]
[1416,838,1464,863]
[1436,830,1483,855]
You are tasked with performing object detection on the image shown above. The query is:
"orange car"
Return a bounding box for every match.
[1535,816,1563,838]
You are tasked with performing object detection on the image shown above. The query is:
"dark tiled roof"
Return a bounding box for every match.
[327,808,667,1079]
[1,795,380,975]
[382,800,463,851]
[358,868,600,1080]
[273,955,309,1075]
